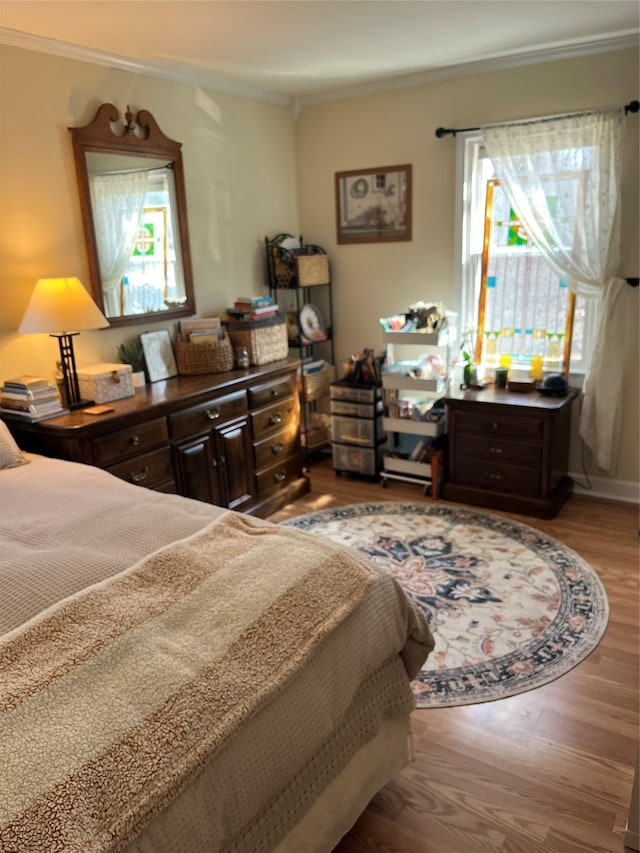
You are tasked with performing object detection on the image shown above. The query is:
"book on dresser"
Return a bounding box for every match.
[1,378,67,422]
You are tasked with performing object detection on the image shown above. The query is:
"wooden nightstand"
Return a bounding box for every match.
[443,386,578,518]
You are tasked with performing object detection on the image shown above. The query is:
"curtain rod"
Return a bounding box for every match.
[434,99,639,139]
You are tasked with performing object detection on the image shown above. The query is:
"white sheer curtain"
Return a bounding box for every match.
[482,108,632,473]
[89,171,149,317]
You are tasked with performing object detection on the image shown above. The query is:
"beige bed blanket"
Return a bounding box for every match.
[0,456,433,852]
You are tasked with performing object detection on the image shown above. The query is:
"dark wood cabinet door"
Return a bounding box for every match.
[212,418,256,512]
[174,433,223,506]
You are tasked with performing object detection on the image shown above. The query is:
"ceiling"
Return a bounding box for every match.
[0,0,638,103]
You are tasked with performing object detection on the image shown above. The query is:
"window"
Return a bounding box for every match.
[456,135,592,376]
[121,170,181,316]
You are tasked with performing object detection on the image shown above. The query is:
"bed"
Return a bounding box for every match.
[0,422,434,853]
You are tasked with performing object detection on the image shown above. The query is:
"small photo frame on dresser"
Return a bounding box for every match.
[140,330,178,382]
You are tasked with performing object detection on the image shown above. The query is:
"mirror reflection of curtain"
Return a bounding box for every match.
[482,108,629,474]
[89,171,149,317]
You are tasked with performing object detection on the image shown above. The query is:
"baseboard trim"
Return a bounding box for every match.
[570,472,640,504]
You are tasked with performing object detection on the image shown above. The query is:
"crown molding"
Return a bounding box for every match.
[0,26,636,109]
[297,33,639,106]
[0,27,292,106]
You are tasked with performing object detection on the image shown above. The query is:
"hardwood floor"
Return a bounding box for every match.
[269,456,639,853]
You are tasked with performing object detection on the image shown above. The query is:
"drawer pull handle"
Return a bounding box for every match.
[492,421,500,431]
[129,466,149,483]
[269,412,283,426]
[274,470,286,483]
[489,446,503,455]
[206,408,221,421]
[270,389,280,398]
[271,442,284,455]
[486,472,506,481]
[130,435,140,446]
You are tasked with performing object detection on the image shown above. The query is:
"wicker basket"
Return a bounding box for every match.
[175,333,234,375]
[301,413,331,450]
[296,254,330,287]
[273,251,330,289]
[301,363,336,402]
[226,315,288,366]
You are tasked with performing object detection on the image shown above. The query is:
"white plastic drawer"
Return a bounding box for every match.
[330,384,378,403]
[332,443,383,476]
[330,399,382,417]
[331,414,383,446]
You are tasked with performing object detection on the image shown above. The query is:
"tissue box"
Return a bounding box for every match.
[77,363,135,404]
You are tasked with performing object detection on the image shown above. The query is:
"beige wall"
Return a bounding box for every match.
[0,45,298,379]
[0,44,637,490]
[295,49,639,488]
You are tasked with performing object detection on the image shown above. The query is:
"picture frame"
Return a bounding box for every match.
[140,329,178,382]
[335,164,412,244]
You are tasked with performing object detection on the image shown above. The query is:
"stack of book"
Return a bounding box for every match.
[226,296,278,321]
[1,375,68,422]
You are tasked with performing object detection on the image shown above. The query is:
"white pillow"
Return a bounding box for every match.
[0,421,30,468]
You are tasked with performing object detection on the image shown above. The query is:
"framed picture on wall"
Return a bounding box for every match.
[335,164,412,244]
[140,330,178,382]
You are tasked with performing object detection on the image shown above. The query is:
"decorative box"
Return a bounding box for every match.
[77,363,135,404]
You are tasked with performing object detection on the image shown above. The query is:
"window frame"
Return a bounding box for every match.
[453,133,593,381]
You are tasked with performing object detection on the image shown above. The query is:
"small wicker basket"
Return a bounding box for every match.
[301,363,336,402]
[175,333,234,375]
[301,412,331,450]
[226,315,288,366]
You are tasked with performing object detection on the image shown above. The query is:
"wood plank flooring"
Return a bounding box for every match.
[269,457,639,853]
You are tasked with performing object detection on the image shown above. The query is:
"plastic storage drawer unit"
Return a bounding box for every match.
[331,414,384,446]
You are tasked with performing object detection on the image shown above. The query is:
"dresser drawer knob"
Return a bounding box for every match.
[492,421,500,431]
[269,412,283,426]
[271,442,284,455]
[489,446,503,455]
[486,471,506,481]
[206,408,221,421]
[274,470,286,483]
[129,466,149,483]
[270,388,280,398]
[130,435,140,446]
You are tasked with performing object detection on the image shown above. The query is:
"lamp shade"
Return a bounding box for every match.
[18,277,109,334]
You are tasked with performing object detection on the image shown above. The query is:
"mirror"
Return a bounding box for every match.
[69,104,196,326]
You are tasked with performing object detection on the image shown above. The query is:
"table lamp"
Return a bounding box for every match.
[18,277,109,409]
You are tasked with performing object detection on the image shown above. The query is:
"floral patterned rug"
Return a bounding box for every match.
[283,502,609,708]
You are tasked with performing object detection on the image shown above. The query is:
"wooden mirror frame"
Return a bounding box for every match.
[69,103,196,327]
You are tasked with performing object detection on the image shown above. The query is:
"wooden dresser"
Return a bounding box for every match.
[4,359,309,518]
[443,386,578,518]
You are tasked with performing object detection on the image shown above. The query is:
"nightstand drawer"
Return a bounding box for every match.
[248,376,295,408]
[106,447,174,490]
[454,457,540,496]
[251,398,298,441]
[169,390,248,439]
[455,435,542,466]
[92,418,169,466]
[253,423,298,472]
[455,410,544,442]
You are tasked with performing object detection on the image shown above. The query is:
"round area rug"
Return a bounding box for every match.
[283,502,609,708]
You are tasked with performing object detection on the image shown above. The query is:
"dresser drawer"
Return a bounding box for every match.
[248,376,295,408]
[106,447,175,490]
[256,456,301,500]
[251,397,298,441]
[254,423,298,472]
[455,434,542,466]
[92,417,169,466]
[455,409,544,442]
[454,457,541,496]
[169,390,248,440]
